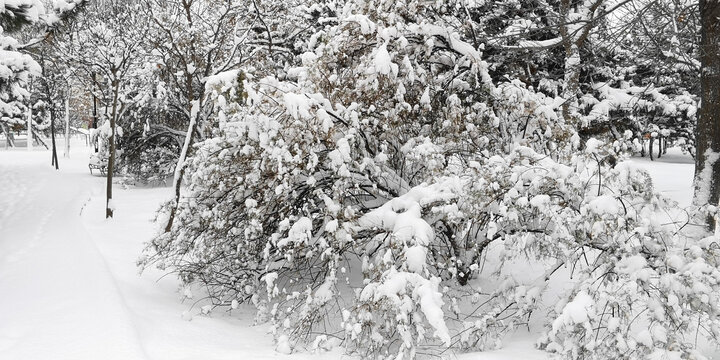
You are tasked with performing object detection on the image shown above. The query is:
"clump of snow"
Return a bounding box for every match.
[584,138,603,154]
[344,14,376,34]
[529,194,551,208]
[616,255,648,275]
[373,42,397,76]
[694,150,720,205]
[205,69,240,94]
[404,245,427,273]
[635,329,653,348]
[276,217,312,248]
[283,93,312,119]
[586,195,621,215]
[276,334,293,354]
[552,291,595,332]
[53,0,80,14]
[359,269,451,346]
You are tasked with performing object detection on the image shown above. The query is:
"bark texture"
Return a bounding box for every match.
[693,0,720,229]
[106,77,119,219]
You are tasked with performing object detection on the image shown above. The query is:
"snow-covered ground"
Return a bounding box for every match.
[0,143,341,360]
[630,147,695,208]
[0,143,707,359]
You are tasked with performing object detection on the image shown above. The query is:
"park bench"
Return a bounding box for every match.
[88,155,108,175]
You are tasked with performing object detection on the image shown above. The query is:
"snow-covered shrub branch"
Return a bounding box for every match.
[141,0,720,358]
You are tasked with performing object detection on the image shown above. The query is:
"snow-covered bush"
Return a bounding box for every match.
[119,141,178,185]
[118,115,181,185]
[141,0,720,358]
[90,120,122,170]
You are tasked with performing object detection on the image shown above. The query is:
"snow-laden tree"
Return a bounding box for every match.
[113,63,182,185]
[0,0,86,156]
[142,0,720,358]
[583,0,700,158]
[469,0,700,158]
[140,0,337,230]
[55,0,149,216]
[0,0,43,146]
[141,0,249,225]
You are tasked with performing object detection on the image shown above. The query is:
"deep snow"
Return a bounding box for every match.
[0,142,709,359]
[0,144,343,360]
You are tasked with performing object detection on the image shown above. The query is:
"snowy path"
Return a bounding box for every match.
[0,148,329,360]
[0,151,148,359]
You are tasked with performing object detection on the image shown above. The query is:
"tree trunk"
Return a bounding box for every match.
[106,77,120,219]
[0,122,14,148]
[32,129,48,149]
[50,109,59,170]
[64,97,70,158]
[164,82,204,232]
[649,137,654,161]
[4,124,15,148]
[693,0,720,230]
[164,108,198,232]
[657,135,662,159]
[561,43,580,123]
[27,106,33,151]
[640,136,646,157]
[92,72,98,152]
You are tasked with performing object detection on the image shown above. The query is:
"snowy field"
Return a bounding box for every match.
[0,143,711,360]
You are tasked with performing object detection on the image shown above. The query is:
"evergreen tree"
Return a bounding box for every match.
[0,1,42,145]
